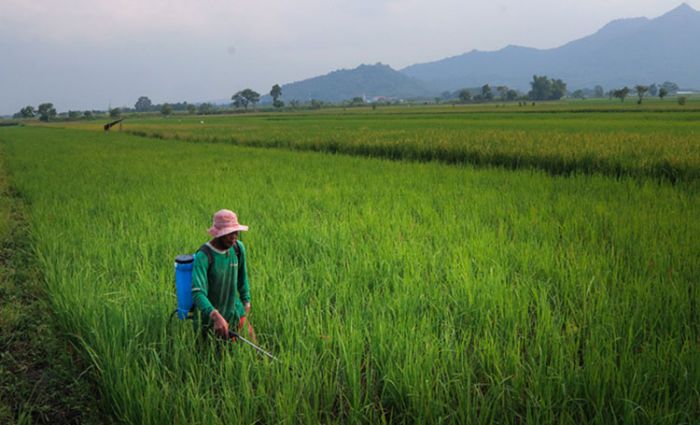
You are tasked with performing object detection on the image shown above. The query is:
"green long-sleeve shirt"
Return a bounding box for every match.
[191,240,250,331]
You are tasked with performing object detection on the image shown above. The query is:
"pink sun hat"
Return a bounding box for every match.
[208,209,249,238]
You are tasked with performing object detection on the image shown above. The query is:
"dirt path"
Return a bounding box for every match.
[0,146,110,424]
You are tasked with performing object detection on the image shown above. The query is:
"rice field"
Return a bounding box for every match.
[57,101,700,182]
[1,108,699,424]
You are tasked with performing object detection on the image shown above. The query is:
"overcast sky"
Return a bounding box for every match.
[1,0,697,115]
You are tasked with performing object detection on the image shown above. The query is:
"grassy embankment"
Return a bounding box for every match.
[0,144,107,424]
[0,125,698,423]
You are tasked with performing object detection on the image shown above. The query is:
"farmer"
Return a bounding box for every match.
[191,209,257,342]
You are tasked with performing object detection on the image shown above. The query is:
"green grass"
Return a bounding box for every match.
[0,126,698,423]
[51,100,700,182]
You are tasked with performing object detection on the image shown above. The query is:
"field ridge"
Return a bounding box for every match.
[0,146,109,424]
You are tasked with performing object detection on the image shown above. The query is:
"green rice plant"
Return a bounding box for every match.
[53,103,700,182]
[0,126,698,424]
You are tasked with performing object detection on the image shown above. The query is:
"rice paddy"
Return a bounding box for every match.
[1,104,699,423]
[57,101,700,182]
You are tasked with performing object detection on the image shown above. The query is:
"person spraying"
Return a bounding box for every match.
[191,209,257,342]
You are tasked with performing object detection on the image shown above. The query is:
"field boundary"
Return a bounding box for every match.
[0,145,110,424]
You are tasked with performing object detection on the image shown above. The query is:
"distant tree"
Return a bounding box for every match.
[529,75,551,100]
[310,99,323,109]
[458,89,472,103]
[529,75,566,100]
[83,110,93,119]
[231,89,260,110]
[659,87,669,100]
[198,103,215,114]
[270,84,283,108]
[231,92,247,109]
[289,99,301,108]
[18,105,35,118]
[187,104,196,114]
[481,84,493,101]
[635,85,649,104]
[594,85,605,98]
[161,103,173,116]
[621,87,631,102]
[649,83,658,97]
[678,96,687,106]
[134,96,152,112]
[37,103,57,122]
[153,101,189,113]
[661,81,679,96]
[550,79,567,100]
[506,89,519,101]
[232,89,260,110]
[496,86,509,101]
[243,89,260,108]
[612,87,631,102]
[109,107,121,118]
[572,90,585,99]
[350,97,365,106]
[68,110,81,120]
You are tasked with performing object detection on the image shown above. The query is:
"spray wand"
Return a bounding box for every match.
[229,330,279,362]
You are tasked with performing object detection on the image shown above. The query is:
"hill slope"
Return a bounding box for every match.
[400,3,700,91]
[280,63,434,102]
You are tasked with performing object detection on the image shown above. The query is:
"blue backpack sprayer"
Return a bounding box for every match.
[172,251,278,361]
[174,254,195,320]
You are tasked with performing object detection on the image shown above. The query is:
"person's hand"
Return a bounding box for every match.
[210,310,229,338]
[244,302,251,316]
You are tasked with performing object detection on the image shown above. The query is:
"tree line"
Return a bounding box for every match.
[12,78,689,121]
[606,81,681,104]
[444,75,567,104]
[13,103,57,121]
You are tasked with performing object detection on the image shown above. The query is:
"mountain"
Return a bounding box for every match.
[401,3,700,91]
[279,63,434,102]
[277,4,700,101]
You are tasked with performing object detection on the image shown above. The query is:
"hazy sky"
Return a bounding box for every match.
[1,0,697,115]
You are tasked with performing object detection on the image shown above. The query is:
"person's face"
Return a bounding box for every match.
[218,231,239,249]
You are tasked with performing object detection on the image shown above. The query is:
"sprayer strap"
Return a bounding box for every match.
[199,244,214,274]
[199,242,241,275]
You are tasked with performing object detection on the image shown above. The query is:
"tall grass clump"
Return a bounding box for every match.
[0,126,698,423]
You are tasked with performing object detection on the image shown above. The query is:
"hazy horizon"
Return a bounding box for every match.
[1,0,698,115]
